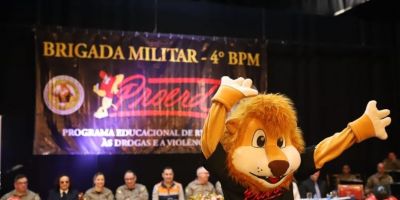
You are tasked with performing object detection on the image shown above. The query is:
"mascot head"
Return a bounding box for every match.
[220,94,304,192]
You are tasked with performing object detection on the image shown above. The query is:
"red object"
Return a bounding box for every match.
[365,193,378,200]
[99,75,116,98]
[338,184,364,200]
[365,194,398,200]
[99,70,107,79]
[244,188,284,200]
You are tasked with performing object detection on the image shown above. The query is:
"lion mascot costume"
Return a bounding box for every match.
[201,76,391,200]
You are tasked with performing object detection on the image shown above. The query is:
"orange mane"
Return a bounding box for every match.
[220,93,305,192]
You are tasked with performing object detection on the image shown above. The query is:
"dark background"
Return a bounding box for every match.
[0,0,399,198]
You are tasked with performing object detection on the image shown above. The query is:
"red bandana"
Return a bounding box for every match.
[244,188,284,200]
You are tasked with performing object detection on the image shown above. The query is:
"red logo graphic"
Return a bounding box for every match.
[93,70,125,118]
[111,74,220,118]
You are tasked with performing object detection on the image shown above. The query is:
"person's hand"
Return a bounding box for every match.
[220,76,258,97]
[364,100,391,140]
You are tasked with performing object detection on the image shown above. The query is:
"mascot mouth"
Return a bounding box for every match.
[249,172,286,184]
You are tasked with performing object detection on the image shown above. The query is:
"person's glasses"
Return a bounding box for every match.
[60,181,70,184]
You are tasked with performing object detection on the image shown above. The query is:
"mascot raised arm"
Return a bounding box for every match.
[201,76,391,200]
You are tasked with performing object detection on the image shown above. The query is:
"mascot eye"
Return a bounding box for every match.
[252,130,266,148]
[277,137,286,148]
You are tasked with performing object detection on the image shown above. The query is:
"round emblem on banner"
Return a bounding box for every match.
[43,75,85,115]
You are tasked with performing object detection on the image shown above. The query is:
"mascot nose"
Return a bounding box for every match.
[268,160,289,177]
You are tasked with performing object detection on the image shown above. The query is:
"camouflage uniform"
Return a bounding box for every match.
[115,184,148,200]
[0,190,41,200]
[185,180,215,198]
[83,188,113,200]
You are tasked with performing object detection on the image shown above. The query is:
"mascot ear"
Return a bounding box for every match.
[226,118,240,134]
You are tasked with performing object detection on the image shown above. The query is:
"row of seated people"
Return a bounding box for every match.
[296,151,400,200]
[4,164,395,200]
[2,151,399,200]
[297,161,400,200]
[0,166,223,200]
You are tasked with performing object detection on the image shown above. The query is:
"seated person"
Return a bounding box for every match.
[0,174,41,200]
[336,164,360,184]
[214,181,223,197]
[48,175,79,200]
[115,170,148,200]
[383,152,400,171]
[365,163,393,195]
[152,167,184,200]
[83,172,114,200]
[299,171,328,199]
[185,167,216,198]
